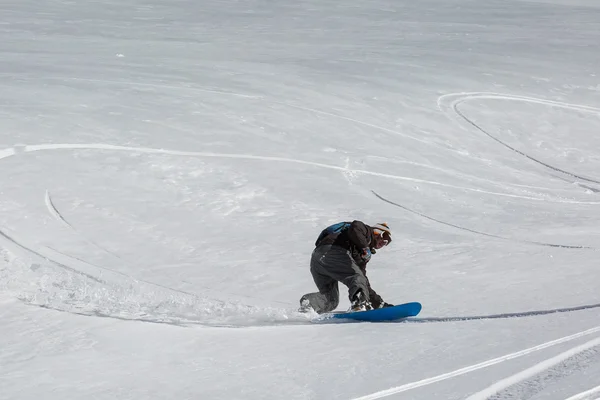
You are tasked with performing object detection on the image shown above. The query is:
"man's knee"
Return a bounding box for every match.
[319,282,338,297]
[317,284,339,311]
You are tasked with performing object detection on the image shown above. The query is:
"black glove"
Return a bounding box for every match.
[379,302,394,308]
[360,248,372,262]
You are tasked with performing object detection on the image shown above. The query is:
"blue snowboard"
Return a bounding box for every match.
[317,302,422,322]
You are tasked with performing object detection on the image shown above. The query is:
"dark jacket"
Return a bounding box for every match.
[316,220,384,307]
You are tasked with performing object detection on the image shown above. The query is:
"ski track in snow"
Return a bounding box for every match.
[565,384,600,400]
[46,76,262,99]
[438,92,600,185]
[0,142,598,205]
[44,192,295,309]
[373,190,595,250]
[351,327,600,400]
[0,229,311,328]
[0,147,15,160]
[407,301,600,323]
[44,190,124,261]
[465,336,600,400]
[0,227,106,285]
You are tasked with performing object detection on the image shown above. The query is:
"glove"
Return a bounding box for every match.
[360,248,372,262]
[379,302,394,308]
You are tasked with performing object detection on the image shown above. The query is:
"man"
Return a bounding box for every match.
[299,221,394,314]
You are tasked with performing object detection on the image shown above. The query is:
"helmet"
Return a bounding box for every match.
[372,222,392,244]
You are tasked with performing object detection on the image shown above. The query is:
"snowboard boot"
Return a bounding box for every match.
[349,290,372,312]
[298,296,314,313]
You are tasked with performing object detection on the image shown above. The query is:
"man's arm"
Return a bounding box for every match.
[347,220,372,249]
[360,266,384,308]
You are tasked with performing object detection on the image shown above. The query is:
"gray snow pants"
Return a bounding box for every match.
[300,244,369,314]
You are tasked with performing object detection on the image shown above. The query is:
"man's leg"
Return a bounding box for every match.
[299,281,339,314]
[299,249,341,313]
[317,245,369,302]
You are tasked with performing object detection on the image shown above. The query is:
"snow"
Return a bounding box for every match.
[1,0,600,399]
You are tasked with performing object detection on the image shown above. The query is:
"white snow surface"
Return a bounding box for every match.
[1,0,600,399]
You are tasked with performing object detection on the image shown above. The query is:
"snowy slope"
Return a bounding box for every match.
[1,0,600,399]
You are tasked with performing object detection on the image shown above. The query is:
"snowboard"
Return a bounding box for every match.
[316,301,422,323]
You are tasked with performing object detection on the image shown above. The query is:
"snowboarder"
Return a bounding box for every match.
[299,221,394,314]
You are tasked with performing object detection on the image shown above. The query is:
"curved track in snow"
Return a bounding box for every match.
[367,93,600,251]
[45,190,124,261]
[438,92,600,185]
[373,190,595,250]
[4,143,600,206]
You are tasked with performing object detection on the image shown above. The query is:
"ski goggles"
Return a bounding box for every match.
[374,229,392,245]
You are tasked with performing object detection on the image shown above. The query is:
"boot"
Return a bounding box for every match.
[349,290,372,312]
[298,296,314,313]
